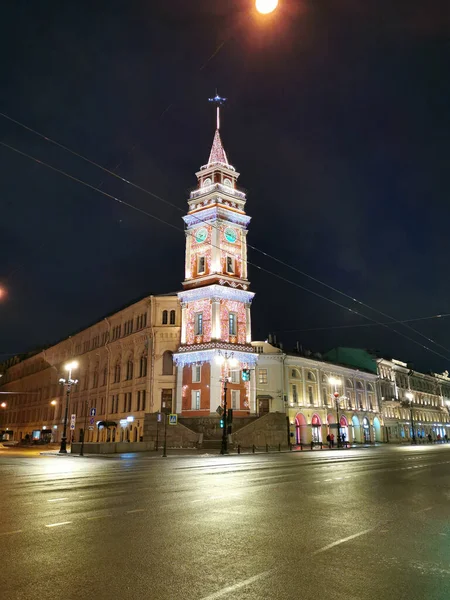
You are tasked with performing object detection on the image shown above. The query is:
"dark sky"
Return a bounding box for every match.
[1,0,450,372]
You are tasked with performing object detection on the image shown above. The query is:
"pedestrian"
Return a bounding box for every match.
[445,434,448,443]
[428,433,432,443]
[330,433,334,448]
[341,433,346,446]
[326,433,331,447]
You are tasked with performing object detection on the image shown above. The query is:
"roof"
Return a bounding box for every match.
[207,129,229,166]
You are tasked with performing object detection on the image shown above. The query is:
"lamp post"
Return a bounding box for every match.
[405,391,416,444]
[216,352,239,455]
[58,361,78,454]
[80,400,89,457]
[329,377,342,448]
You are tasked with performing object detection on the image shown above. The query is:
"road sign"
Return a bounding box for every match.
[89,417,95,426]
[70,414,76,430]
[90,407,96,417]
[157,412,162,422]
[216,406,224,417]
[168,414,178,425]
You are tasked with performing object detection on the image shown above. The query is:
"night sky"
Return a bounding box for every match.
[1,0,450,372]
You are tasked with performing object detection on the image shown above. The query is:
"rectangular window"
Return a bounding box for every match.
[195,313,203,336]
[192,365,201,383]
[230,370,240,384]
[123,394,127,413]
[192,390,201,410]
[141,390,146,411]
[198,255,206,274]
[128,393,132,412]
[258,369,268,384]
[226,256,234,274]
[308,386,314,405]
[229,313,237,336]
[136,391,141,412]
[292,384,298,403]
[231,390,240,410]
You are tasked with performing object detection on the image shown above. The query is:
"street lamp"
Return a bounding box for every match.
[58,361,78,454]
[256,0,279,14]
[0,402,7,408]
[216,352,239,455]
[329,377,342,448]
[405,391,416,444]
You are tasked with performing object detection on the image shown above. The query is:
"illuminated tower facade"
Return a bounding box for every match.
[174,103,257,416]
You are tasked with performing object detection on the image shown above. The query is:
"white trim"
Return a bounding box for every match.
[179,284,254,304]
[191,390,201,411]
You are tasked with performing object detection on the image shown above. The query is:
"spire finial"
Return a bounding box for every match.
[208,91,227,130]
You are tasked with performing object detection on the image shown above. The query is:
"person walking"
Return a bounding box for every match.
[326,433,331,448]
[330,433,335,448]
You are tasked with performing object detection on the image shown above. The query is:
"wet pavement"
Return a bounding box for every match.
[1,444,450,599]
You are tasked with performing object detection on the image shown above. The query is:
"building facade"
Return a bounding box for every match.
[174,109,257,417]
[252,342,383,444]
[378,358,450,442]
[0,295,180,443]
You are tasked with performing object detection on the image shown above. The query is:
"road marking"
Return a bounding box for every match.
[0,530,23,537]
[47,497,68,502]
[45,521,72,528]
[335,477,343,480]
[87,515,112,520]
[198,569,274,600]
[126,509,145,514]
[414,506,433,514]
[191,499,203,503]
[313,528,375,555]
[324,479,332,482]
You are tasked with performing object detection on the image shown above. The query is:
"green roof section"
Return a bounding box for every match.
[323,347,378,375]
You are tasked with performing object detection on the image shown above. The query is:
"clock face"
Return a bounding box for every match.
[224,227,237,244]
[195,228,208,243]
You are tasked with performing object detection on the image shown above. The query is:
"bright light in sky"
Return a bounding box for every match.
[255,0,278,15]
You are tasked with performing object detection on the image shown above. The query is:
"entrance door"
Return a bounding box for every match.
[258,398,270,416]
[161,389,173,414]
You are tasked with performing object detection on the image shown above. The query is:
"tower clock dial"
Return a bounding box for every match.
[224,227,237,244]
[195,228,208,243]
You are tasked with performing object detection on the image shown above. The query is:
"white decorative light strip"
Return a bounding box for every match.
[190,183,246,200]
[184,210,250,228]
[173,347,258,367]
[179,284,254,304]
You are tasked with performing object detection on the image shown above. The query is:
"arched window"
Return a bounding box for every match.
[162,310,168,325]
[170,310,176,325]
[139,353,148,378]
[203,177,212,187]
[126,356,134,380]
[307,371,316,382]
[367,383,374,392]
[162,351,173,376]
[291,369,301,379]
[114,361,121,383]
[356,381,364,390]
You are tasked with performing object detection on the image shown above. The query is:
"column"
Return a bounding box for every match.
[249,366,257,414]
[211,298,221,339]
[245,304,251,343]
[185,232,192,279]
[175,363,183,414]
[211,224,221,273]
[210,359,222,414]
[180,303,187,345]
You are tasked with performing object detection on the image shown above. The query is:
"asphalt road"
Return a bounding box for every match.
[1,445,450,600]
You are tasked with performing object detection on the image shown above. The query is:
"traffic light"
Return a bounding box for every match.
[227,409,233,424]
[242,368,250,382]
[219,418,224,428]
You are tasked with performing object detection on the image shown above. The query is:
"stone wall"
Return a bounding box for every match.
[231,412,289,448]
[179,415,257,440]
[143,413,200,448]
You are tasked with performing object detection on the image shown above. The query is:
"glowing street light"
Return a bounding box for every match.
[329,377,342,448]
[0,402,7,408]
[404,391,416,444]
[256,0,279,15]
[58,361,79,454]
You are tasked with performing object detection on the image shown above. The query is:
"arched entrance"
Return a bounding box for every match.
[311,413,322,443]
[340,415,349,444]
[295,413,308,445]
[373,417,382,442]
[362,417,371,443]
[352,415,361,443]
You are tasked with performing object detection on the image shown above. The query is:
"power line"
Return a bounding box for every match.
[2,139,450,366]
[2,109,448,357]
[275,313,450,333]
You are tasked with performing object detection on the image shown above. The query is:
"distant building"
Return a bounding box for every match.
[0,295,180,443]
[252,342,383,445]
[325,348,450,442]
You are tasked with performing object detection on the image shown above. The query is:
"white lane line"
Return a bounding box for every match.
[47,497,69,502]
[324,479,332,482]
[0,530,23,537]
[414,506,433,514]
[312,527,375,556]
[335,477,343,480]
[45,521,72,528]
[126,509,145,514]
[86,515,112,520]
[198,569,274,600]
[191,499,203,503]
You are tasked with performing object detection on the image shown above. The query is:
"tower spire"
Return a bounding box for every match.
[207,91,228,166]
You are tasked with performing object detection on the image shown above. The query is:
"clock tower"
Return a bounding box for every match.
[174,103,257,416]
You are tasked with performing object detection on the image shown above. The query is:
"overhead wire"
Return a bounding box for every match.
[1,110,449,357]
[2,139,450,366]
